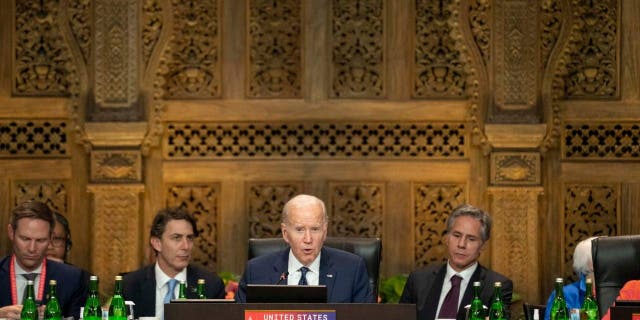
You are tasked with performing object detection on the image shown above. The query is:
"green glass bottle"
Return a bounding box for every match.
[109,275,126,320]
[197,279,206,299]
[581,278,598,320]
[489,281,506,320]
[550,278,569,320]
[83,275,102,320]
[20,279,38,320]
[469,281,485,320]
[178,280,187,299]
[44,279,62,320]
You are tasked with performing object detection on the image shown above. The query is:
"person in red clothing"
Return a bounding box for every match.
[602,280,640,320]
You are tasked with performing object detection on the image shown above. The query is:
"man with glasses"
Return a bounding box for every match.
[0,200,88,320]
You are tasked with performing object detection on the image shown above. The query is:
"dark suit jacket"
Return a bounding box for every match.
[0,256,88,319]
[122,264,226,317]
[235,246,374,303]
[400,263,513,320]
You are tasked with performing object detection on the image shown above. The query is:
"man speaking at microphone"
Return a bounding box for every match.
[235,194,374,303]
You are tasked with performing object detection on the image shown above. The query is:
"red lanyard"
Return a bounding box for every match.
[10,255,47,304]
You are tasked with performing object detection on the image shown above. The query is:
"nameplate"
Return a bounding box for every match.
[245,310,336,320]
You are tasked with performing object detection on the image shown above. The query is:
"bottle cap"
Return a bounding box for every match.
[473,281,481,286]
[586,277,592,284]
[90,275,98,281]
[27,280,34,285]
[50,279,57,285]
[180,280,186,284]
[197,279,205,284]
[555,277,563,283]
[494,282,502,287]
[115,275,123,280]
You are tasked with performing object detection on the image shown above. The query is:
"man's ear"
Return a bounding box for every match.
[7,224,14,241]
[150,236,162,252]
[281,223,290,244]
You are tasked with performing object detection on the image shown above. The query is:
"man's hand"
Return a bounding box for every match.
[0,304,23,320]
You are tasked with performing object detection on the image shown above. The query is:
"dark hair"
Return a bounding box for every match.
[150,207,199,239]
[445,204,492,242]
[10,200,54,234]
[53,211,73,256]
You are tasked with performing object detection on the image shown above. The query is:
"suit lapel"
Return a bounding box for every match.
[424,265,447,320]
[185,265,198,299]
[457,264,487,320]
[140,265,157,315]
[0,257,11,306]
[273,249,289,284]
[319,248,336,301]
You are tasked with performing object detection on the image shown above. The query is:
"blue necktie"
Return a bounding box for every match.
[298,267,309,285]
[163,279,178,304]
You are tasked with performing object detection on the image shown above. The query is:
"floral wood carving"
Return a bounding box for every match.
[331,0,385,98]
[563,0,619,98]
[67,0,91,63]
[247,0,302,98]
[564,184,617,280]
[414,0,467,98]
[14,181,68,216]
[167,184,220,270]
[468,0,490,65]
[413,184,465,267]
[142,0,164,69]
[165,122,467,159]
[248,183,302,238]
[540,0,562,68]
[163,0,221,98]
[329,183,384,237]
[14,0,70,95]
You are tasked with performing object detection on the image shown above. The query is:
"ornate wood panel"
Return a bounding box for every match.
[166,184,221,270]
[413,184,466,267]
[329,182,384,237]
[247,182,302,238]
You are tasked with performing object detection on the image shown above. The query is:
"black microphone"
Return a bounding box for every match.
[275,271,289,285]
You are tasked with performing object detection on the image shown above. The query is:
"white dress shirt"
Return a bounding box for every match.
[435,261,478,318]
[14,259,43,303]
[154,263,187,320]
[286,251,321,285]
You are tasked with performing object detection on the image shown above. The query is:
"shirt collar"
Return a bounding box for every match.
[14,258,43,275]
[287,250,322,275]
[155,263,187,289]
[445,260,478,281]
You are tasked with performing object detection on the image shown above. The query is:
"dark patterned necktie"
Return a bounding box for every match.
[298,267,309,285]
[22,273,38,302]
[438,275,463,319]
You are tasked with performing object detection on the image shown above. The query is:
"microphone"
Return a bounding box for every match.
[275,271,289,285]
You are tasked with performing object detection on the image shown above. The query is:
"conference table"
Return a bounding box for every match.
[165,301,417,320]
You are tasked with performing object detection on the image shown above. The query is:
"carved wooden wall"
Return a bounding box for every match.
[0,0,638,304]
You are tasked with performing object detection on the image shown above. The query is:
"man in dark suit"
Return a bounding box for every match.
[400,204,513,320]
[123,207,225,319]
[235,194,374,303]
[0,200,88,320]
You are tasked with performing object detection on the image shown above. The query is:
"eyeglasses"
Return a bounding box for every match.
[50,236,67,248]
